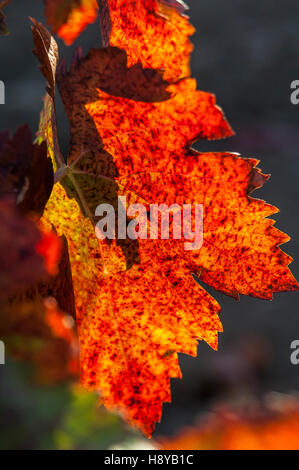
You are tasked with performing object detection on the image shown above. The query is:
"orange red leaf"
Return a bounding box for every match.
[32,2,299,437]
[35,230,62,276]
[44,0,98,45]
[100,0,194,81]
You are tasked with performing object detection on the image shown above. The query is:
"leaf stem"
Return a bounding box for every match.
[67,171,95,223]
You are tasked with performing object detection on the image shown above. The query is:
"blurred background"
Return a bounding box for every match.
[0,0,299,449]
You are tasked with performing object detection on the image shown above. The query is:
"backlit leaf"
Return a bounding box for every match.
[0,0,11,36]
[99,0,193,82]
[33,2,298,436]
[44,0,99,45]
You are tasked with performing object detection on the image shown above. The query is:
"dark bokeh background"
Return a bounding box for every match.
[0,0,299,448]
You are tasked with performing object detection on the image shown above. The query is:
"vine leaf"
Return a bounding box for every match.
[33,2,298,437]
[99,0,194,82]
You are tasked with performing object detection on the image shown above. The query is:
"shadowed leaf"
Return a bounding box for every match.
[0,125,53,216]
